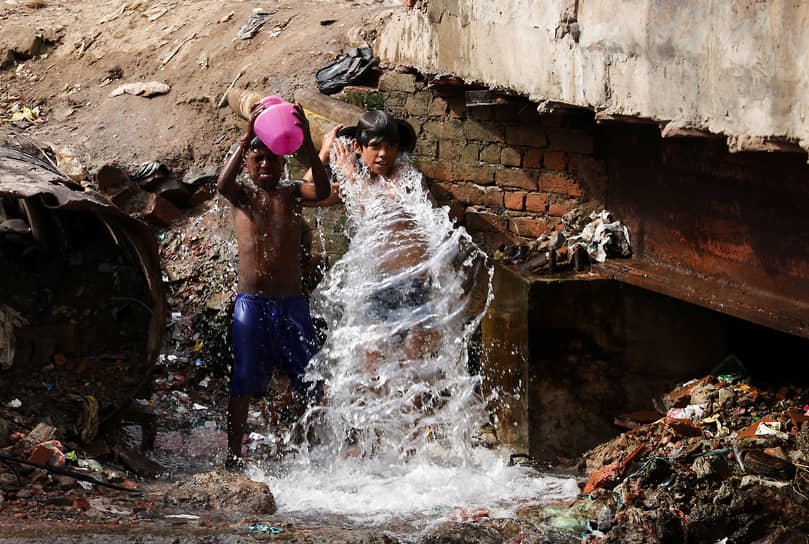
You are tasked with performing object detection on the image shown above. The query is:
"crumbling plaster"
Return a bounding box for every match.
[375,0,809,152]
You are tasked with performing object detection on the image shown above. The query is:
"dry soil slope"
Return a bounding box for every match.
[1,0,388,170]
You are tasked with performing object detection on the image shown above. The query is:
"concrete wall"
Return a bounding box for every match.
[375,0,809,153]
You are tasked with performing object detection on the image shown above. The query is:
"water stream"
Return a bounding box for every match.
[241,148,580,534]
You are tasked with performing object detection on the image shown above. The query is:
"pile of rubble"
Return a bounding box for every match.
[533,356,809,543]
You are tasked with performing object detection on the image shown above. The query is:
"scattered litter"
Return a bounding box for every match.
[566,209,631,263]
[315,47,376,95]
[160,32,197,69]
[218,11,234,23]
[78,458,103,471]
[166,514,201,520]
[5,398,22,408]
[249,523,284,534]
[109,81,171,98]
[237,9,277,40]
[9,105,38,122]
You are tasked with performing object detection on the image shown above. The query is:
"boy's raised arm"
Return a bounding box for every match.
[294,104,331,202]
[216,139,248,203]
[217,105,264,204]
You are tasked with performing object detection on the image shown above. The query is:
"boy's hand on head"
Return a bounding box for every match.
[238,104,268,153]
[332,139,357,182]
[321,124,343,154]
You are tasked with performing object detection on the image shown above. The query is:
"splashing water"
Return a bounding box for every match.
[250,146,579,527]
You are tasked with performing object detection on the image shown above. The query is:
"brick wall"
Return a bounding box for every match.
[337,70,607,250]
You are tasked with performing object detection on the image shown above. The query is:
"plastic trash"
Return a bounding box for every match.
[248,523,284,534]
[315,47,376,95]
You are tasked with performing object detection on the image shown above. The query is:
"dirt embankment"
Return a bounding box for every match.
[1,0,392,170]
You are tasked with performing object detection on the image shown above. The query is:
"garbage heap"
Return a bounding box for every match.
[554,356,809,543]
[494,208,632,275]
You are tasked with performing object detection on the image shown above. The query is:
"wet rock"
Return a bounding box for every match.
[162,470,276,514]
[419,521,503,544]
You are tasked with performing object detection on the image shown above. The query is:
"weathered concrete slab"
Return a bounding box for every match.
[376,1,809,152]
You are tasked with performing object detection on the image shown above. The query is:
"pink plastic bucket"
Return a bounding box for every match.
[253,95,304,156]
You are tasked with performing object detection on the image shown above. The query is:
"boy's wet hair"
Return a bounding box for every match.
[249,137,269,151]
[338,110,416,153]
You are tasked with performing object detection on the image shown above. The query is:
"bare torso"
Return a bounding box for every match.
[378,215,427,276]
[232,183,303,297]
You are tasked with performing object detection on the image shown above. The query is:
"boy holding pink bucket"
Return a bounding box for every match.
[216,97,330,468]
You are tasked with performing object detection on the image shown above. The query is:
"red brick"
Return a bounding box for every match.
[450,183,503,208]
[144,193,180,227]
[505,125,547,147]
[523,149,543,168]
[495,168,538,190]
[464,120,504,142]
[478,187,505,208]
[424,119,465,141]
[450,183,483,205]
[454,162,496,185]
[548,201,575,217]
[504,191,526,210]
[509,215,549,238]
[438,140,463,161]
[480,144,501,164]
[500,147,522,167]
[543,151,566,171]
[27,444,62,467]
[538,172,582,196]
[525,193,548,213]
[414,139,438,159]
[415,159,453,181]
[465,208,507,232]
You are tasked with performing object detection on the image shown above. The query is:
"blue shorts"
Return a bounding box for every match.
[231,293,323,400]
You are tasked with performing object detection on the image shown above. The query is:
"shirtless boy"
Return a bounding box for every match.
[217,102,330,466]
[306,110,432,372]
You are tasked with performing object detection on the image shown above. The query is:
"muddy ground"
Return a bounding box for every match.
[3,1,809,543]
